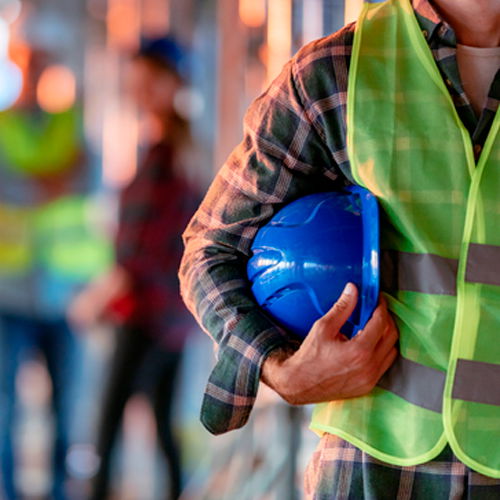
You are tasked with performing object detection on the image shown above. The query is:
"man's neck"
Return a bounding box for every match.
[431,0,500,47]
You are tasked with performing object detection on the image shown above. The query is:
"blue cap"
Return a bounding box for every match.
[138,36,189,80]
[247,186,379,339]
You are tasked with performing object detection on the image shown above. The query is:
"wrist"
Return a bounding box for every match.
[260,346,296,400]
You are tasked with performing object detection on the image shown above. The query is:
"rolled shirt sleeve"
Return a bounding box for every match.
[180,32,353,434]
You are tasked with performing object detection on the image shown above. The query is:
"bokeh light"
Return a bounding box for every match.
[107,0,139,49]
[36,64,76,113]
[0,0,22,24]
[267,0,292,83]
[8,40,30,74]
[0,17,9,58]
[239,0,266,28]
[0,58,22,110]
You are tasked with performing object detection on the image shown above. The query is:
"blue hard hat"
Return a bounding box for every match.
[247,186,379,339]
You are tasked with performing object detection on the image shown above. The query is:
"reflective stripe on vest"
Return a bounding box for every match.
[465,244,500,286]
[381,244,500,295]
[310,0,500,475]
[381,250,458,295]
[377,356,445,413]
[452,359,500,406]
[378,356,500,411]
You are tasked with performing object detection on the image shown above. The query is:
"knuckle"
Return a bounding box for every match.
[312,316,328,331]
[359,374,377,393]
[388,323,399,340]
[282,393,298,405]
[334,298,350,313]
[391,330,399,345]
[389,347,399,361]
[367,312,383,330]
[372,305,384,319]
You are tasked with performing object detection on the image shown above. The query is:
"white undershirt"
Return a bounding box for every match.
[456,44,500,117]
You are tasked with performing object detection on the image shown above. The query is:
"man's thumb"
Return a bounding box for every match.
[320,282,358,331]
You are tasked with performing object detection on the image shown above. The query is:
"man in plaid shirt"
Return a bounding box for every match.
[180,0,500,497]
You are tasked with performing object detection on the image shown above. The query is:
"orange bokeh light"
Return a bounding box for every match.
[239,0,266,28]
[107,0,139,49]
[36,65,76,113]
[267,0,292,84]
[9,40,30,75]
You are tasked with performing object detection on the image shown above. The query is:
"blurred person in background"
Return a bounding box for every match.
[0,47,110,500]
[70,36,199,500]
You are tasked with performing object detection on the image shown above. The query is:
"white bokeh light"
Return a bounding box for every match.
[0,0,22,24]
[0,17,9,59]
[0,58,22,110]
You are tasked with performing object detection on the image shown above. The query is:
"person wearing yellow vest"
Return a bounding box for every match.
[179,0,500,498]
[0,49,110,500]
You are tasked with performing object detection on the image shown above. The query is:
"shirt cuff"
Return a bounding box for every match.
[200,310,292,435]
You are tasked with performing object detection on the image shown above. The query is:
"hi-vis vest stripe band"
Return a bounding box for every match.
[379,356,500,412]
[378,356,446,412]
[382,250,458,295]
[465,244,500,286]
[382,246,500,294]
[452,359,500,406]
[310,0,500,476]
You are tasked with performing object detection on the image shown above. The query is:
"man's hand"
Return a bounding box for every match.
[261,283,399,405]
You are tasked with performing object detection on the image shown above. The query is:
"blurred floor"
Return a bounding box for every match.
[12,327,319,500]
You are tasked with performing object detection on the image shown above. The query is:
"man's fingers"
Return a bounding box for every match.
[372,317,399,366]
[376,345,398,381]
[320,283,358,331]
[352,300,389,350]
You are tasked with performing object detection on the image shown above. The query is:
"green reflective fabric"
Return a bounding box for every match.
[34,196,112,279]
[0,108,80,176]
[311,0,500,476]
[0,203,33,273]
[0,196,111,279]
[444,102,500,476]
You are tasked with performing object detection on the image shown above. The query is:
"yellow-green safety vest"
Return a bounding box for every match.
[0,204,32,272]
[0,106,111,280]
[0,108,80,176]
[0,196,111,280]
[311,0,500,477]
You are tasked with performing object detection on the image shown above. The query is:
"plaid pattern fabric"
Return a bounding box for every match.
[304,435,500,500]
[179,0,500,435]
[117,141,199,350]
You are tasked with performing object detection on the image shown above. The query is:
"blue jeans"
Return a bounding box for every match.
[0,313,80,500]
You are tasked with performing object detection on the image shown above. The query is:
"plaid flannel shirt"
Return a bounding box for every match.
[179,0,500,435]
[117,141,199,351]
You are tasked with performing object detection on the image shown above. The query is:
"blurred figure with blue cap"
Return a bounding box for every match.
[70,35,199,500]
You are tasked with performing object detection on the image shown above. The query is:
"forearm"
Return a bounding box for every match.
[179,237,290,351]
[179,186,297,434]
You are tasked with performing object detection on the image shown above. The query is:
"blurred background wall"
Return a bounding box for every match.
[0,1,368,499]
